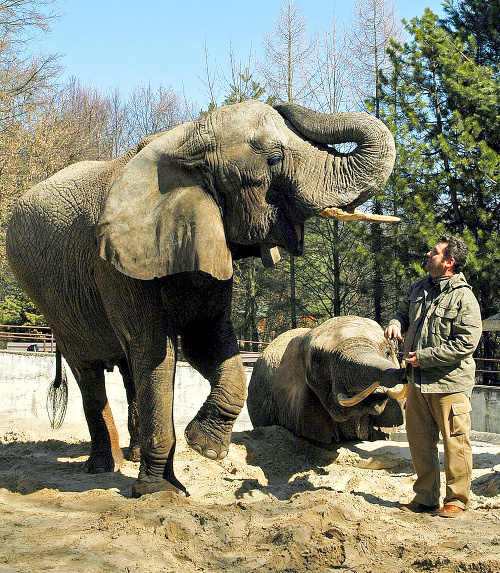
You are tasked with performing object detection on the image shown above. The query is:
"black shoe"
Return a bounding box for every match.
[400,499,439,513]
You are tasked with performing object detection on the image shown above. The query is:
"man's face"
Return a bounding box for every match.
[425,242,454,278]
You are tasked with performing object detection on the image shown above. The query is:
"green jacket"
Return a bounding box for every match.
[389,273,482,395]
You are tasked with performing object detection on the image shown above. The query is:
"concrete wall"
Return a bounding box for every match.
[0,350,253,432]
[470,385,500,435]
[0,350,498,435]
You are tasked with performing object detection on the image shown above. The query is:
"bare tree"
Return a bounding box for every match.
[274,10,364,320]
[0,0,60,283]
[348,0,403,111]
[347,0,403,324]
[30,79,115,177]
[103,87,131,157]
[198,40,219,111]
[219,40,270,104]
[260,0,315,103]
[259,0,316,327]
[309,12,354,113]
[0,0,60,122]
[0,0,57,37]
[125,83,188,141]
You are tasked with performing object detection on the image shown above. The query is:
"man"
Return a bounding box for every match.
[385,234,482,518]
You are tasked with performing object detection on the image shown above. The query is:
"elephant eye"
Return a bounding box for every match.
[267,154,283,167]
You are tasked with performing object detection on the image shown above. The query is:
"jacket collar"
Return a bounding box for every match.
[424,272,470,293]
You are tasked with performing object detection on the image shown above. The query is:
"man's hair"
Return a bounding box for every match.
[439,234,468,273]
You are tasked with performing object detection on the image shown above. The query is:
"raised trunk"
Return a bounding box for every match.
[275,103,396,213]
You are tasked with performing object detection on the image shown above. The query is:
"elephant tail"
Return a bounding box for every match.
[47,347,68,429]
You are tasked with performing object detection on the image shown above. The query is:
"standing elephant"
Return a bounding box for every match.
[247,316,406,444]
[6,101,396,497]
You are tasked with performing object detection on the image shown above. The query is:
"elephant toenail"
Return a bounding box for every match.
[205,449,218,460]
[190,443,203,455]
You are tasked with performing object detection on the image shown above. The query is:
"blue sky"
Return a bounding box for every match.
[32,0,444,107]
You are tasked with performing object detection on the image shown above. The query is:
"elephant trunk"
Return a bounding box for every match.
[275,103,397,222]
[336,353,406,407]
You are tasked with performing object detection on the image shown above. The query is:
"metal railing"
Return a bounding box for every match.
[0,325,498,381]
[0,324,56,353]
[474,357,500,385]
[0,326,264,362]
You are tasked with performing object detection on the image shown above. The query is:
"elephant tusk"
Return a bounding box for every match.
[318,207,400,223]
[386,383,407,400]
[260,246,281,268]
[337,381,380,407]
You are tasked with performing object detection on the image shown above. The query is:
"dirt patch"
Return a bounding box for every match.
[1,419,500,572]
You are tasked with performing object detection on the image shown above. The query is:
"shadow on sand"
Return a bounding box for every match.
[0,438,136,497]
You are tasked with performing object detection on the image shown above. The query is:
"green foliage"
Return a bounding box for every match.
[380,4,500,325]
[232,256,290,345]
[223,70,276,106]
[199,70,276,116]
[294,219,375,321]
[442,0,500,70]
[199,100,217,117]
[0,291,46,326]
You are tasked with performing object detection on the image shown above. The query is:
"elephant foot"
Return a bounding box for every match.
[184,416,232,461]
[84,449,123,473]
[125,443,141,462]
[132,475,188,498]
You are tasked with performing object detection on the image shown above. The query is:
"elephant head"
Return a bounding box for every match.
[96,101,396,280]
[247,316,406,444]
[300,317,405,421]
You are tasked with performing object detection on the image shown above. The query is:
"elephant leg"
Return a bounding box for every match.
[117,358,140,462]
[181,317,247,461]
[128,335,187,498]
[93,272,186,497]
[72,363,124,473]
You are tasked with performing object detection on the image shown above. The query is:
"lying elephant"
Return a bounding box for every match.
[247,316,406,444]
[7,101,396,497]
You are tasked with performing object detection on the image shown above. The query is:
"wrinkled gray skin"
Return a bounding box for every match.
[247,316,405,444]
[6,101,396,497]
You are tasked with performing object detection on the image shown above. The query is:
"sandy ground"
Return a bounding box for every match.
[1,419,500,573]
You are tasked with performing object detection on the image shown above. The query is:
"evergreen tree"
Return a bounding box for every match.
[442,0,500,71]
[381,7,500,336]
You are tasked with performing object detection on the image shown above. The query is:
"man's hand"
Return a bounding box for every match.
[384,324,403,341]
[406,351,420,367]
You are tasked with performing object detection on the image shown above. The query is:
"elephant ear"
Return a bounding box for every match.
[96,138,233,281]
[272,330,311,426]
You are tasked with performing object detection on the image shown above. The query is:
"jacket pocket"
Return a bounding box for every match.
[435,305,459,319]
[431,304,458,336]
[409,295,423,324]
[450,400,472,436]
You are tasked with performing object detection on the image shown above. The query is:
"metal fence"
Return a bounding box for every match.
[0,325,498,382]
[0,324,55,353]
[0,326,264,364]
[474,357,500,386]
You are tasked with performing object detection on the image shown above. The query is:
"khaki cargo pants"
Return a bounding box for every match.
[405,381,472,509]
